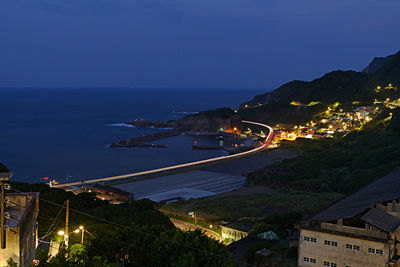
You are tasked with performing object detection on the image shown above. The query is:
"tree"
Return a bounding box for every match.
[88,225,235,267]
[68,244,88,266]
[6,258,18,267]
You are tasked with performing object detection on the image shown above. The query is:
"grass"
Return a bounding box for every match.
[163,190,343,221]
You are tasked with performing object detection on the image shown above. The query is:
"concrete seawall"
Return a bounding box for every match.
[110,129,181,148]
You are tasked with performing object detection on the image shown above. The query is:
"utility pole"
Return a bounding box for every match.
[80,226,85,244]
[65,199,69,249]
[0,172,12,249]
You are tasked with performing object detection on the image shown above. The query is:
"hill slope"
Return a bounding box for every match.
[239,50,400,124]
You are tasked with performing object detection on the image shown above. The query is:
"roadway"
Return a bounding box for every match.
[51,120,273,189]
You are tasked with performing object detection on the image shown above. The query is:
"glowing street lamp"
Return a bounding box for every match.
[57,230,65,236]
[78,226,85,244]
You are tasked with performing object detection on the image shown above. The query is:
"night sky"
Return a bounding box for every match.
[1,0,399,89]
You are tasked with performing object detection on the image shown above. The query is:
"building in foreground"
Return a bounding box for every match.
[298,169,400,267]
[0,192,39,267]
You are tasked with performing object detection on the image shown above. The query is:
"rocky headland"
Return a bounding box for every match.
[110,108,242,148]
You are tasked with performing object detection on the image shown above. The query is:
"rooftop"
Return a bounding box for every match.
[2,193,38,228]
[222,221,253,233]
[311,167,400,223]
[361,208,400,233]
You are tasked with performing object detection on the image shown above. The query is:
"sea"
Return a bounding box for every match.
[0,88,266,184]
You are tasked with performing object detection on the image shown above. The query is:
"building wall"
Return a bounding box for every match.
[0,194,38,267]
[19,198,37,267]
[298,229,390,267]
[321,222,388,240]
[0,230,20,267]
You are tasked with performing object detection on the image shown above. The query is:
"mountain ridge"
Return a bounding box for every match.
[238,50,400,124]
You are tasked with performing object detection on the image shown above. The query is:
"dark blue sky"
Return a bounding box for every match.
[1,0,399,89]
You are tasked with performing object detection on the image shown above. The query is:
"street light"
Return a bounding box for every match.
[59,226,85,244]
[74,226,85,244]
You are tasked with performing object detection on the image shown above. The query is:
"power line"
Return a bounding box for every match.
[39,202,64,241]
[39,197,251,266]
[11,188,253,266]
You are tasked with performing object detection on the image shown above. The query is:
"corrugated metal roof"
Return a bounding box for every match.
[361,208,400,233]
[311,167,400,222]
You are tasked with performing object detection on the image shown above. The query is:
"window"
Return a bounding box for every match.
[304,257,316,264]
[368,248,375,253]
[324,240,338,246]
[331,264,337,267]
[304,236,316,242]
[324,262,330,266]
[376,249,383,255]
[346,244,352,249]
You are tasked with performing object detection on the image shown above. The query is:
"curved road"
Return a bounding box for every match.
[52,120,273,188]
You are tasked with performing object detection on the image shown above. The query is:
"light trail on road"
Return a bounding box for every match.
[52,120,273,188]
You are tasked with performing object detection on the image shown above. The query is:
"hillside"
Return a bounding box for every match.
[362,54,394,74]
[238,50,400,125]
[11,182,235,266]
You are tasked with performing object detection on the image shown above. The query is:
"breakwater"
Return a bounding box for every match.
[110,129,181,148]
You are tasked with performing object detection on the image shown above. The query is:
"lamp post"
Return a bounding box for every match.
[59,225,85,245]
[79,226,84,244]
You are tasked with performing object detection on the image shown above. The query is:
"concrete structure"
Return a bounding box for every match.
[221,221,251,242]
[0,193,39,267]
[298,168,400,267]
[257,230,279,240]
[91,184,134,201]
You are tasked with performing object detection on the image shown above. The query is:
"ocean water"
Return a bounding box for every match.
[0,88,265,183]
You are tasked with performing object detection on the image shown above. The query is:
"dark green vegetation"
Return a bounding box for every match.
[163,50,400,266]
[264,107,400,195]
[10,183,234,267]
[164,189,340,267]
[164,189,342,221]
[0,163,9,172]
[176,107,241,132]
[184,107,236,120]
[239,50,400,125]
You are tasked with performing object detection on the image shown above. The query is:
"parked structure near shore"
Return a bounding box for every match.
[91,184,134,201]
